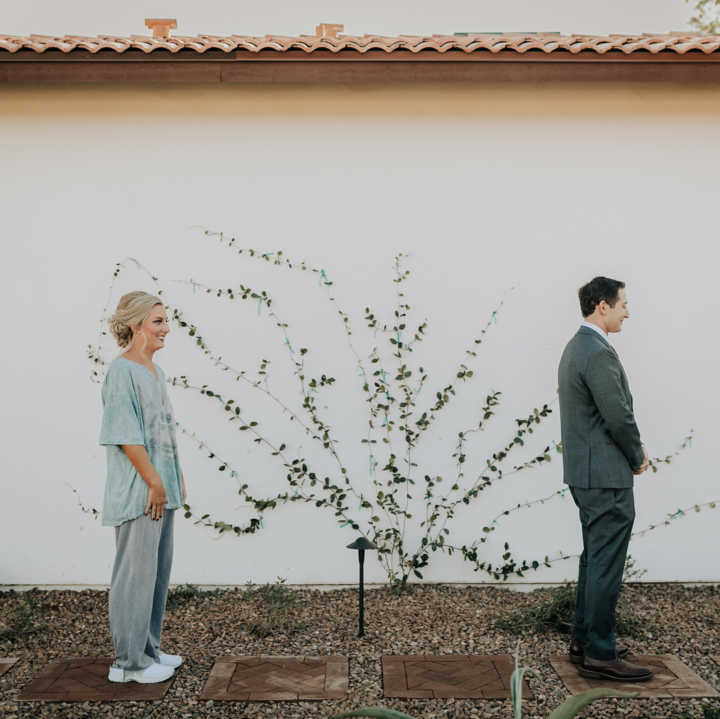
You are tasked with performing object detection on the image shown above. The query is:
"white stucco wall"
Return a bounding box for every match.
[0,0,694,38]
[1,83,718,586]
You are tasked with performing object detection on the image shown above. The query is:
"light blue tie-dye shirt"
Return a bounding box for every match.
[99,357,183,527]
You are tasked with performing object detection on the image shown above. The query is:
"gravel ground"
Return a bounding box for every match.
[1,583,719,719]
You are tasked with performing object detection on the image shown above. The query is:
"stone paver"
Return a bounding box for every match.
[549,654,719,698]
[18,657,173,701]
[200,655,348,701]
[382,654,530,699]
[0,658,19,678]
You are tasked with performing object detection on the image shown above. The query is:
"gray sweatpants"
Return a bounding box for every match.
[109,509,175,671]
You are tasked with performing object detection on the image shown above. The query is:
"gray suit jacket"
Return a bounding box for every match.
[558,326,644,488]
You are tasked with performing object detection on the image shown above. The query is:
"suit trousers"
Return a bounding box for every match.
[109,509,175,671]
[569,487,634,661]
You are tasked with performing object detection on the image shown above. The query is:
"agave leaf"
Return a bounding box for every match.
[510,664,534,718]
[332,708,417,719]
[510,640,535,719]
[547,688,638,719]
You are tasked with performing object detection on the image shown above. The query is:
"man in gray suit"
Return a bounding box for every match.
[558,277,653,682]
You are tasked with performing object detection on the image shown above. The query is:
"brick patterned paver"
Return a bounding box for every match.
[382,654,530,699]
[200,655,348,701]
[549,654,719,698]
[18,657,173,701]
[0,658,19,678]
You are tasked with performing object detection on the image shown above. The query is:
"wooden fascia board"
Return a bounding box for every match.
[236,49,720,62]
[3,48,720,83]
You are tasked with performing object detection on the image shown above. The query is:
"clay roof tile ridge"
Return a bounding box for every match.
[3,31,720,56]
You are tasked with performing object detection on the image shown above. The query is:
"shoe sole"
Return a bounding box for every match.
[108,677,173,684]
[108,669,174,684]
[578,667,653,682]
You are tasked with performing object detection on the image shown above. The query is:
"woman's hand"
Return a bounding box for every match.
[145,478,167,520]
[181,471,187,503]
[121,445,167,521]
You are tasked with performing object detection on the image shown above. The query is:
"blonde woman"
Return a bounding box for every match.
[100,291,186,684]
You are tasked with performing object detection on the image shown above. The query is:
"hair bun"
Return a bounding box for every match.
[108,316,134,347]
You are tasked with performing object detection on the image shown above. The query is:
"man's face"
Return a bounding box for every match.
[603,288,629,333]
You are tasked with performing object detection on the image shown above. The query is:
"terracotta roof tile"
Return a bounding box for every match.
[145,18,177,39]
[2,32,720,56]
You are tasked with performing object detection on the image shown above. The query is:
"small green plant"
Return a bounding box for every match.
[246,577,303,637]
[0,594,38,640]
[622,554,647,582]
[496,583,642,638]
[166,583,219,611]
[249,577,296,606]
[510,642,533,718]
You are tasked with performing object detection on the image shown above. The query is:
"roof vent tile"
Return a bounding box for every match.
[315,23,344,39]
[144,18,177,39]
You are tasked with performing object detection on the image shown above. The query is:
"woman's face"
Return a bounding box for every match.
[133,304,169,354]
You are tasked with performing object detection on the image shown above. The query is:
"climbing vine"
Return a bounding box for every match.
[87,232,705,587]
[687,0,720,33]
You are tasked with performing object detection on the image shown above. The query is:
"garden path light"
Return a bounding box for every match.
[346,537,377,638]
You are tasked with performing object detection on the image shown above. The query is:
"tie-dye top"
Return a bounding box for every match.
[99,356,183,526]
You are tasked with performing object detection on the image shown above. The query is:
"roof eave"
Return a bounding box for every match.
[3,46,720,84]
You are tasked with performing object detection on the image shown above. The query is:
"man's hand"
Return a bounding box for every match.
[634,446,649,475]
[145,479,167,520]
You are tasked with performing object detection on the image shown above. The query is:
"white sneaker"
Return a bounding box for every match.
[155,652,183,668]
[108,663,174,684]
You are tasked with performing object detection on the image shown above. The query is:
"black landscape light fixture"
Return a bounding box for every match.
[346,536,377,638]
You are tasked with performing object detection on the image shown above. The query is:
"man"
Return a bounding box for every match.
[558,277,653,682]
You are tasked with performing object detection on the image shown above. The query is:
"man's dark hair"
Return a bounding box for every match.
[578,277,625,317]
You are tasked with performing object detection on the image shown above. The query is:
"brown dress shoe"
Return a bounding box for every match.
[569,638,629,665]
[578,656,653,682]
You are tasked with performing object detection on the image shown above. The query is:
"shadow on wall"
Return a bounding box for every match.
[2,83,720,122]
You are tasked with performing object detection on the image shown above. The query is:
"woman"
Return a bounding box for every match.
[100,291,187,684]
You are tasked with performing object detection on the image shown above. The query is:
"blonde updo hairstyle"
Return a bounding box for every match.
[109,291,164,348]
